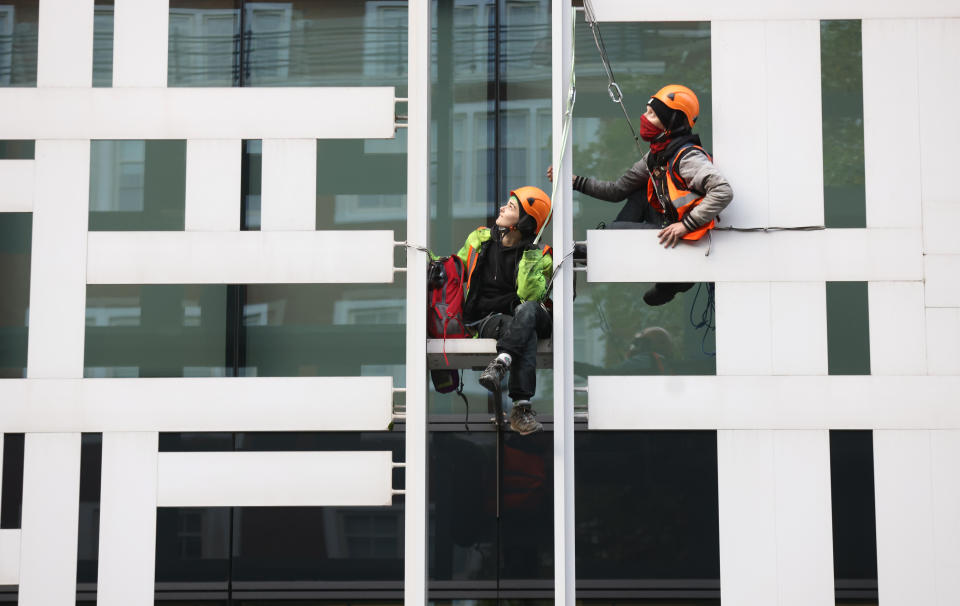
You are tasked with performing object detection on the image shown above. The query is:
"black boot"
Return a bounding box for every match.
[643,282,695,306]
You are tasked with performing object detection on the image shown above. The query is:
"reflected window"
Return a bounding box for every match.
[0,0,38,87]
[89,140,187,231]
[92,1,114,87]
[168,2,240,87]
[0,212,31,378]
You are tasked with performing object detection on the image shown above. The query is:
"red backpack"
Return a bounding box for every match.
[427,255,471,427]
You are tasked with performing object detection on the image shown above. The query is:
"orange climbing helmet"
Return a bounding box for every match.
[650,84,700,129]
[510,185,552,234]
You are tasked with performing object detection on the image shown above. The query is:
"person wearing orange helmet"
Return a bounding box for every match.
[455,186,554,434]
[550,84,733,305]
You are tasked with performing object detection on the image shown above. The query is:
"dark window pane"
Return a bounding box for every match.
[0,212,30,378]
[0,0,38,87]
[0,139,33,158]
[0,433,24,528]
[89,140,187,231]
[76,434,103,586]
[92,1,114,87]
[576,431,721,583]
[155,506,231,583]
[831,431,878,598]
[826,282,871,375]
[241,139,261,230]
[821,20,866,228]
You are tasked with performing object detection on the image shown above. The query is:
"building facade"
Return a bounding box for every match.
[0,0,958,605]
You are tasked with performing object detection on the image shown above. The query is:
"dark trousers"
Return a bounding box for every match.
[477,301,552,401]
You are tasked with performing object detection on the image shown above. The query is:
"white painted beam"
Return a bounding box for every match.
[185,140,242,231]
[260,140,318,231]
[0,529,19,585]
[37,0,94,87]
[925,255,960,308]
[771,282,828,375]
[0,88,397,140]
[863,20,922,228]
[17,433,82,606]
[715,282,772,375]
[874,430,936,605]
[86,230,396,284]
[586,229,922,282]
[157,451,395,507]
[590,0,960,21]
[925,308,960,376]
[97,432,158,606]
[427,338,552,369]
[0,377,393,433]
[868,282,926,375]
[27,141,89,379]
[0,161,34,212]
[931,431,960,606]
[113,0,168,87]
[587,375,960,429]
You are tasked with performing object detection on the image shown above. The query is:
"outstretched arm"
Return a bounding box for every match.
[547,159,650,202]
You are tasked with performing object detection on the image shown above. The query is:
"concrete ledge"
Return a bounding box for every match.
[427,338,553,369]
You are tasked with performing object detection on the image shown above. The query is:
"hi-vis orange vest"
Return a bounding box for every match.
[645,144,714,241]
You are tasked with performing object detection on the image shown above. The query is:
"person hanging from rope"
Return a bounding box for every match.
[457,187,553,435]
[548,84,733,305]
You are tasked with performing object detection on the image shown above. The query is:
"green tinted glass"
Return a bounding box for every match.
[821,20,866,228]
[0,140,33,159]
[92,1,114,87]
[241,139,261,230]
[89,140,187,231]
[0,213,31,378]
[0,0,38,87]
[167,1,240,87]
[826,281,871,375]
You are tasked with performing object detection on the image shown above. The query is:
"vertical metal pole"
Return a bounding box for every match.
[405,0,431,604]
[551,1,575,605]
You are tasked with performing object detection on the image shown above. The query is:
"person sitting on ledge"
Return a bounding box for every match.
[549,84,733,306]
[456,186,554,435]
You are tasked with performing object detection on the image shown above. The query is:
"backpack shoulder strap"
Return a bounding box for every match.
[669,144,711,190]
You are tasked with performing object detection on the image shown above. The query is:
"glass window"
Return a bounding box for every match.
[0,0,38,87]
[92,0,114,87]
[831,431,878,601]
[241,139,261,230]
[0,212,31,379]
[826,282,870,375]
[168,0,241,87]
[76,434,103,587]
[821,20,866,228]
[89,140,187,231]
[0,139,33,158]
[0,433,24,528]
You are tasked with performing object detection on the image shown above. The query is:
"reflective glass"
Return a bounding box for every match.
[0,139,33,158]
[242,139,261,230]
[89,140,187,231]
[821,20,866,228]
[155,506,231,583]
[76,434,103,586]
[576,431,720,583]
[0,433,24,528]
[168,0,241,87]
[0,212,31,379]
[0,0,38,87]
[92,0,114,87]
[830,431,878,595]
[826,282,870,375]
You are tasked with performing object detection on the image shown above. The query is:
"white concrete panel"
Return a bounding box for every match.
[87,230,396,284]
[587,375,960,430]
[0,377,393,433]
[590,0,960,21]
[862,20,922,228]
[917,20,960,209]
[113,0,168,87]
[770,282,828,375]
[711,21,768,228]
[924,255,960,307]
[587,228,923,283]
[27,141,89,379]
[185,140,242,231]
[427,338,552,369]
[0,529,19,585]
[925,308,960,376]
[922,204,960,255]
[157,451,395,507]
[766,21,824,228]
[715,282,772,375]
[0,434,3,517]
[260,140,318,231]
[874,430,937,605]
[18,433,82,606]
[773,430,835,606]
[868,282,927,375]
[37,0,94,87]
[97,432,158,606]
[0,161,34,212]
[717,430,778,606]
[931,431,960,606]
[0,88,397,140]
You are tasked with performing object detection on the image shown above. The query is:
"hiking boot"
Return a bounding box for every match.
[509,403,542,435]
[642,282,695,306]
[479,357,509,392]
